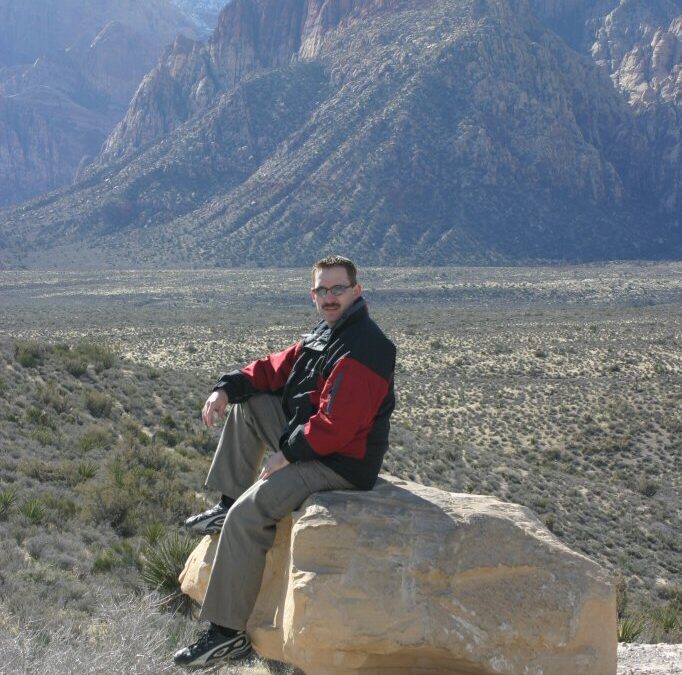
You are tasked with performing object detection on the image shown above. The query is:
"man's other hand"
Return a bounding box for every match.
[258,451,290,480]
[202,389,228,427]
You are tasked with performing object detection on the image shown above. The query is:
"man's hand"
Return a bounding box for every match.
[202,389,228,427]
[258,451,290,480]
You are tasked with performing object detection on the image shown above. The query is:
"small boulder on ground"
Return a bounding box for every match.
[180,475,617,674]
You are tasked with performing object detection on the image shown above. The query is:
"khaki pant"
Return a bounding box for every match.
[199,394,354,630]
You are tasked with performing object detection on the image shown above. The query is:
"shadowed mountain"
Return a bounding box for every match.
[0,0,680,268]
[0,0,198,207]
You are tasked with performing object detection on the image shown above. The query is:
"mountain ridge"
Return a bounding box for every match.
[0,0,680,268]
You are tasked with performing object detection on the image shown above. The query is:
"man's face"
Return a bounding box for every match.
[311,266,362,327]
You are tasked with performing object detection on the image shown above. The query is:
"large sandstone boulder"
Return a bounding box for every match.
[179,475,617,675]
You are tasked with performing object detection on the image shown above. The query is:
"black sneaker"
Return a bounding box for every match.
[184,501,229,535]
[173,626,251,668]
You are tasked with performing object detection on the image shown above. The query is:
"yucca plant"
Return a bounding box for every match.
[651,604,681,634]
[142,522,167,546]
[0,489,17,520]
[617,614,646,643]
[142,533,195,613]
[20,498,46,525]
[77,461,98,482]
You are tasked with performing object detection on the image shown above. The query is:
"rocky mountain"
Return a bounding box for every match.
[0,0,198,207]
[0,0,680,268]
[171,0,227,37]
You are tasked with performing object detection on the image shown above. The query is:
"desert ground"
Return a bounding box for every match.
[0,262,680,672]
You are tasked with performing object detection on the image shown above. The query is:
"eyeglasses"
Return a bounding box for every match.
[313,284,354,297]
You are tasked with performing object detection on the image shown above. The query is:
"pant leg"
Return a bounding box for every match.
[205,394,287,500]
[199,460,354,630]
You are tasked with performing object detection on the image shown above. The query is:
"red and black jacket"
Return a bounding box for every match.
[213,297,396,490]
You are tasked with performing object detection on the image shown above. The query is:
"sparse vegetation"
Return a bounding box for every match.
[0,263,680,669]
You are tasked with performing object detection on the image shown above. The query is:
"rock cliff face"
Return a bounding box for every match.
[180,476,617,675]
[528,0,682,223]
[0,0,680,267]
[100,0,413,162]
[0,0,198,207]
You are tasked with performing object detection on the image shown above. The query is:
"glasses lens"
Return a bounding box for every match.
[330,285,348,296]
[314,287,328,297]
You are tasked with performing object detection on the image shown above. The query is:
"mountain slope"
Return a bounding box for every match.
[0,0,198,207]
[0,0,680,267]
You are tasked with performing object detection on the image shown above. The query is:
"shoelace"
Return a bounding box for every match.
[189,629,216,653]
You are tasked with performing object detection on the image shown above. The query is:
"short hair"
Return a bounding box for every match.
[311,255,358,286]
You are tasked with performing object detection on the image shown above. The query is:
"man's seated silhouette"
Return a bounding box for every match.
[173,256,396,668]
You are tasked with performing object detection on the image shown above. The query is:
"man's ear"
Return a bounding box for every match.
[353,283,363,297]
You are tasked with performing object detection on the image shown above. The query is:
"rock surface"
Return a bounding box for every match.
[180,475,617,675]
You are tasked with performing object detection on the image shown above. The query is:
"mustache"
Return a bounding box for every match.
[322,303,340,309]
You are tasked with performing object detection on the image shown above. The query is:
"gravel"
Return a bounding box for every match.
[618,644,682,675]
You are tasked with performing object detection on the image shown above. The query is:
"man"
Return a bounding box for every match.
[173,255,396,668]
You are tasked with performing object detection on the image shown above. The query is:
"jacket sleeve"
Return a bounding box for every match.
[214,341,302,402]
[281,355,390,462]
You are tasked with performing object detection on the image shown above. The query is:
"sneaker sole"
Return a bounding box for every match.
[177,635,252,668]
[184,514,226,535]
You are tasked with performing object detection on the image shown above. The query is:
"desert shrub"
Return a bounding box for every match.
[26,407,56,429]
[85,390,112,418]
[78,445,192,536]
[155,428,178,447]
[41,493,77,523]
[0,489,17,519]
[187,429,214,454]
[93,549,117,573]
[651,603,681,634]
[617,614,646,643]
[20,498,46,525]
[638,479,659,498]
[36,382,70,414]
[74,340,116,372]
[78,425,112,452]
[65,357,88,378]
[14,340,45,367]
[93,541,141,574]
[31,428,60,447]
[161,415,177,429]
[80,479,138,536]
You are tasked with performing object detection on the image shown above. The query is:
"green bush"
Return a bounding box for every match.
[85,390,113,418]
[65,357,88,378]
[79,425,112,452]
[651,603,681,633]
[15,340,45,367]
[36,382,70,413]
[74,341,116,372]
[26,407,56,429]
[638,479,659,498]
[31,428,60,447]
